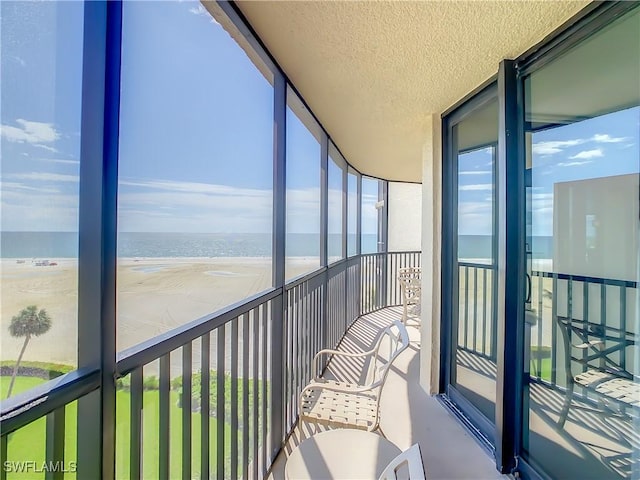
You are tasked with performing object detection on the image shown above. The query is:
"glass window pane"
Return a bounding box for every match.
[388,182,422,252]
[117,1,274,351]
[1,2,83,394]
[328,145,344,264]
[452,97,498,430]
[361,177,381,254]
[285,89,321,280]
[347,170,358,257]
[523,7,639,479]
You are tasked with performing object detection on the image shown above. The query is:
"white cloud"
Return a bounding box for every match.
[1,182,60,194]
[558,160,593,167]
[459,170,491,176]
[459,184,493,192]
[119,179,265,198]
[12,56,26,67]
[1,186,78,231]
[1,119,60,144]
[35,158,80,165]
[188,4,219,24]
[569,148,603,160]
[458,201,492,235]
[116,177,281,233]
[34,144,58,153]
[532,139,585,156]
[591,134,628,143]
[6,172,79,183]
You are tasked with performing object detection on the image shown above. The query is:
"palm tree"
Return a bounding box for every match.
[6,305,52,398]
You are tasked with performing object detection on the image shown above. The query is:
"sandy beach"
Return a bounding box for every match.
[1,257,318,375]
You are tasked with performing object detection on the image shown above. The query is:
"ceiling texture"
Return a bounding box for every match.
[236,0,590,182]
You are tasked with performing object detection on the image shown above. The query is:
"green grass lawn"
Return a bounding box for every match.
[2,377,239,480]
[530,357,553,381]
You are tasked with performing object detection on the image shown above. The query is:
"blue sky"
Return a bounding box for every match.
[0,0,382,235]
[3,1,634,238]
[457,106,639,237]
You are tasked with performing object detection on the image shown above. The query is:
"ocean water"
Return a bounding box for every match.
[458,235,553,260]
[0,232,379,258]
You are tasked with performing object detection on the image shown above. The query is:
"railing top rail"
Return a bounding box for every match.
[386,250,422,254]
[532,270,637,288]
[0,367,100,437]
[116,287,281,376]
[284,266,327,291]
[458,261,494,269]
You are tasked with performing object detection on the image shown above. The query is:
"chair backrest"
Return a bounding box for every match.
[398,267,421,282]
[379,444,426,480]
[553,315,634,381]
[398,268,421,301]
[365,320,410,388]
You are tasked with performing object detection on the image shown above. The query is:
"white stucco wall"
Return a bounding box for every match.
[420,114,442,394]
[388,182,423,252]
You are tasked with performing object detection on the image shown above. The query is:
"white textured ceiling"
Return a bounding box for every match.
[236,0,590,182]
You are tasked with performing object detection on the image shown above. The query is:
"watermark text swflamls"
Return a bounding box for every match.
[3,461,77,473]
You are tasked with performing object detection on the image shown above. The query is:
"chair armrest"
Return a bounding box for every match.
[574,340,604,349]
[312,348,376,378]
[301,380,378,397]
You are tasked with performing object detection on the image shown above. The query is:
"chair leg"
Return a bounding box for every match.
[558,381,574,428]
[402,299,408,324]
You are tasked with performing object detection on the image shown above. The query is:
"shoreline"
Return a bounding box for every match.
[1,256,315,376]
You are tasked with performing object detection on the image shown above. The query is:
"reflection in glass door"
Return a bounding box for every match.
[522,7,640,479]
[448,96,499,438]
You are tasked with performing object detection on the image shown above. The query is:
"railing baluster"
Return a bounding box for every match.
[473,267,478,352]
[217,326,226,480]
[231,319,239,480]
[303,284,310,387]
[159,354,170,480]
[252,309,259,480]
[296,285,303,415]
[536,274,543,379]
[551,274,558,386]
[582,282,589,371]
[482,268,487,356]
[130,368,143,480]
[182,343,192,480]
[464,266,469,349]
[0,434,7,480]
[286,290,292,430]
[619,285,626,372]
[261,302,268,477]
[242,313,250,479]
[600,283,607,329]
[201,333,210,480]
[45,406,65,480]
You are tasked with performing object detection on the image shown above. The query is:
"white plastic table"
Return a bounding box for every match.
[285,429,402,479]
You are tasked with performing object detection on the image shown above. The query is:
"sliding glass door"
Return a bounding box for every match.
[521,7,640,479]
[444,89,499,442]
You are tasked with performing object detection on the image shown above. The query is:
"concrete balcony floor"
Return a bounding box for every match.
[268,306,505,479]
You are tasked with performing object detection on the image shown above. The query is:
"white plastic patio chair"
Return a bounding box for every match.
[299,320,410,432]
[379,443,426,480]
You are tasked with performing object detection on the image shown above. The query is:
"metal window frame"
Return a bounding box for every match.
[320,133,329,267]
[494,59,525,474]
[75,1,122,478]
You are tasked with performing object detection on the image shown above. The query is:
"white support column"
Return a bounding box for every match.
[420,113,442,394]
